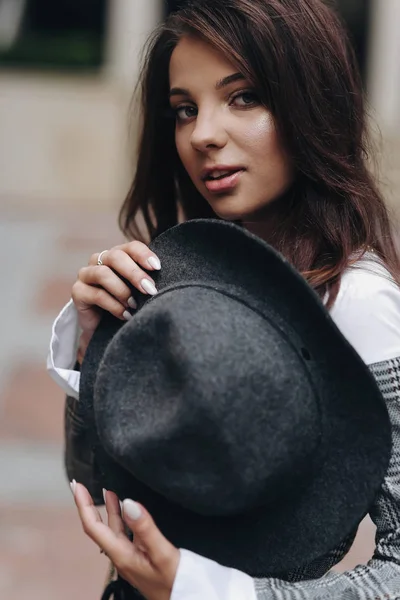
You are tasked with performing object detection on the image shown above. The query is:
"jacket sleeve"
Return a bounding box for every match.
[252,356,400,599]
[64,370,104,506]
[48,300,102,503]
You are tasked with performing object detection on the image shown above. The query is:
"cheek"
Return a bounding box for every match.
[241,113,280,157]
[243,114,293,185]
[175,129,193,172]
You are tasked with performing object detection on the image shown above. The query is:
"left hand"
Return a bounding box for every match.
[71,481,180,600]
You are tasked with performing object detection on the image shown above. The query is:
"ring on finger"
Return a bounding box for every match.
[97,250,108,266]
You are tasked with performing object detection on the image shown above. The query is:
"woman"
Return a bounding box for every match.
[48,0,400,598]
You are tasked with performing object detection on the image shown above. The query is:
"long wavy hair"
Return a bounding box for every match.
[119,0,399,306]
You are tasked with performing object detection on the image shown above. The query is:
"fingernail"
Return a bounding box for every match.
[147,256,161,270]
[103,488,107,504]
[141,279,157,295]
[123,310,132,321]
[70,479,77,496]
[127,296,137,309]
[122,499,142,521]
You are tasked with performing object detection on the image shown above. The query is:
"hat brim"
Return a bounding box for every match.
[81,219,391,577]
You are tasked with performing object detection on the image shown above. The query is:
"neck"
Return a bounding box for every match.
[242,187,296,245]
[243,220,277,243]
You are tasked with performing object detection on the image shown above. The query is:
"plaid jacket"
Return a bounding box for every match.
[65,357,400,599]
[254,357,400,599]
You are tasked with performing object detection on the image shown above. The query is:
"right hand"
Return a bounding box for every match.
[71,241,161,359]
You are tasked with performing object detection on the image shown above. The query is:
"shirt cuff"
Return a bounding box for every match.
[171,549,257,600]
[46,298,81,399]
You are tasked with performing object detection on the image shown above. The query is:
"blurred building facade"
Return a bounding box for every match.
[0,0,161,213]
[0,0,399,215]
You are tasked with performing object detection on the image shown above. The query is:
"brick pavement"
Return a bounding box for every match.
[0,208,379,599]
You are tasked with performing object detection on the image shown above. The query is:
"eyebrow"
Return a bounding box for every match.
[169,72,245,99]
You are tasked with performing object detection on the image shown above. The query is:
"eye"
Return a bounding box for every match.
[231,91,259,108]
[174,105,198,122]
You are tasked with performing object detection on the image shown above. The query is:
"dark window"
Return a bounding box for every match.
[0,0,107,71]
[335,0,372,82]
[165,0,188,17]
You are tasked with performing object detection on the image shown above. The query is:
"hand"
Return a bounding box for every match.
[71,481,180,600]
[71,241,161,359]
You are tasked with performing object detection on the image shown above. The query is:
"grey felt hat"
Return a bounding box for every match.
[80,219,391,578]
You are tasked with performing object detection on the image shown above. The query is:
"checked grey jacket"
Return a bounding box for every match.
[254,356,400,599]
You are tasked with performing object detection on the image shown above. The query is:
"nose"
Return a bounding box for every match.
[190,109,228,152]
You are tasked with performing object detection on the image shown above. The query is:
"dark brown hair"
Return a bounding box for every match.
[119,0,399,306]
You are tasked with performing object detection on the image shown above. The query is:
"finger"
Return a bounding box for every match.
[73,482,112,538]
[89,243,161,272]
[103,491,147,553]
[74,302,102,335]
[73,483,129,557]
[72,279,133,322]
[78,266,136,308]
[89,251,108,267]
[104,489,126,538]
[123,240,161,271]
[122,499,175,567]
[97,248,158,296]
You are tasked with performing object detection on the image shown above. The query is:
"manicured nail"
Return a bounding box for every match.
[123,310,132,321]
[127,296,137,309]
[141,279,157,295]
[103,488,107,504]
[122,499,142,521]
[70,479,77,496]
[147,256,161,270]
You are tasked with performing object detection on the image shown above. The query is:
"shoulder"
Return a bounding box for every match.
[329,254,400,366]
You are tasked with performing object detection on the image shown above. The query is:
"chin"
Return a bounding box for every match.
[207,198,254,222]
[211,205,260,222]
[213,210,242,221]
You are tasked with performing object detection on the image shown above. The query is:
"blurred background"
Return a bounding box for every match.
[0,1,399,598]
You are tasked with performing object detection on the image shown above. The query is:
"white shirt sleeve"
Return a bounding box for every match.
[46,298,81,399]
[329,261,400,364]
[171,550,257,600]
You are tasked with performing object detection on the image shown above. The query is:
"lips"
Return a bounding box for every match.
[205,169,239,180]
[203,169,245,193]
[201,165,245,182]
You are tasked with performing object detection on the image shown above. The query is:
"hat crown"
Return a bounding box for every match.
[82,220,391,577]
[95,285,321,516]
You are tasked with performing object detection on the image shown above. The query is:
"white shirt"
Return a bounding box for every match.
[46,254,400,600]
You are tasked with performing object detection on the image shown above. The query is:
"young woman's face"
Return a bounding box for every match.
[169,36,294,221]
